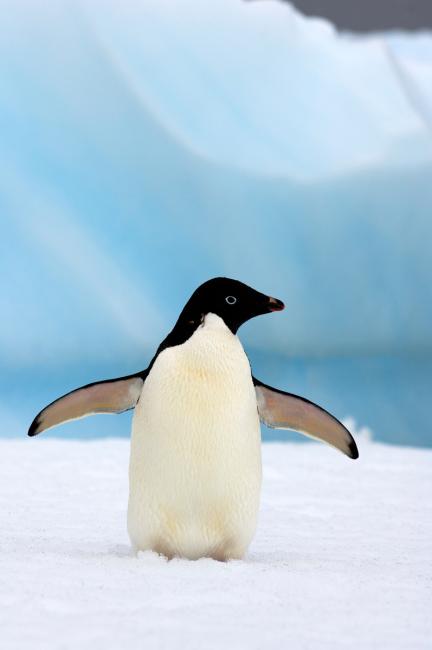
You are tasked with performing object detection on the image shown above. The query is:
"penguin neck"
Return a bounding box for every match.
[200,312,230,332]
[155,311,233,359]
[157,313,247,381]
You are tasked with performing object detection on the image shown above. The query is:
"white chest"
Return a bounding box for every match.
[127,313,262,560]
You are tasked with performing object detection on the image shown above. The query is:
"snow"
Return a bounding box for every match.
[1,438,431,649]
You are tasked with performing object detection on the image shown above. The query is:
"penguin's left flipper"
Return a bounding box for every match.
[28,374,145,436]
[253,378,359,459]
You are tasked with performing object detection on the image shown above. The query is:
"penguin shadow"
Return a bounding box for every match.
[73,543,309,568]
[109,543,137,558]
[246,548,311,568]
[73,543,136,561]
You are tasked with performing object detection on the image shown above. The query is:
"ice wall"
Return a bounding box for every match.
[0,0,431,442]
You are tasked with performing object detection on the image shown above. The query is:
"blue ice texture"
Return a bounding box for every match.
[0,0,431,446]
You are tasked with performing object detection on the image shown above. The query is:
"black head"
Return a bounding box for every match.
[157,277,284,354]
[175,277,284,335]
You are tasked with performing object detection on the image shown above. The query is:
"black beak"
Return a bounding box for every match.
[267,297,285,312]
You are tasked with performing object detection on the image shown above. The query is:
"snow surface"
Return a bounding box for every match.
[1,438,431,649]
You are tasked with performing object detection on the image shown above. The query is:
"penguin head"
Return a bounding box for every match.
[178,277,284,334]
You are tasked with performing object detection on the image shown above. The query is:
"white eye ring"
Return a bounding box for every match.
[225,295,237,305]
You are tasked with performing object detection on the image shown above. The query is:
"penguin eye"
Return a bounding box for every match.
[225,296,237,305]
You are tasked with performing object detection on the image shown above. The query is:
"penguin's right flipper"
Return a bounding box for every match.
[28,374,145,436]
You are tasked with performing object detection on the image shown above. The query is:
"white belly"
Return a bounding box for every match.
[127,313,262,560]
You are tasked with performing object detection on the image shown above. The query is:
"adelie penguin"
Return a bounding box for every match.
[29,277,358,561]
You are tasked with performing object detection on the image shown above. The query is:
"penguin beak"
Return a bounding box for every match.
[267,297,285,312]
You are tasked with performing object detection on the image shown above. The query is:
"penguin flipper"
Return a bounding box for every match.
[28,374,145,436]
[253,377,358,459]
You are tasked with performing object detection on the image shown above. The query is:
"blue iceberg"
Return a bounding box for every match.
[0,0,431,445]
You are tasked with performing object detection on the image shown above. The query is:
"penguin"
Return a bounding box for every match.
[28,277,358,561]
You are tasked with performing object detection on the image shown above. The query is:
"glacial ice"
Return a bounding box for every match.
[0,0,431,443]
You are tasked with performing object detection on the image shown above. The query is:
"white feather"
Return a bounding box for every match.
[128,313,262,560]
